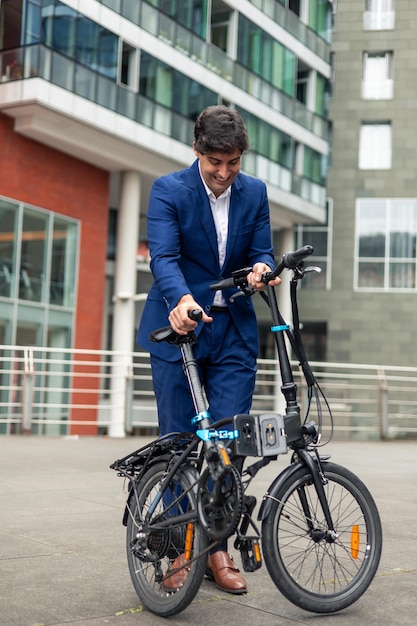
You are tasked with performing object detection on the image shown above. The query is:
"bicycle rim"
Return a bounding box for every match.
[262,461,382,613]
[126,461,208,617]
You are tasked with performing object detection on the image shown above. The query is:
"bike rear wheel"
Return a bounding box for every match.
[126,461,208,617]
[262,461,382,613]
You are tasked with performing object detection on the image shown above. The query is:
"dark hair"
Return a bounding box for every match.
[193,105,250,154]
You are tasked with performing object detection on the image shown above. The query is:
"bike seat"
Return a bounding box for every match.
[150,326,196,345]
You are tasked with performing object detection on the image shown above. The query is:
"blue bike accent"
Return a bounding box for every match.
[191,410,210,425]
[271,324,290,332]
[196,428,239,441]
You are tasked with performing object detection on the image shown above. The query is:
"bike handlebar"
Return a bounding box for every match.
[209,245,314,292]
[280,244,314,271]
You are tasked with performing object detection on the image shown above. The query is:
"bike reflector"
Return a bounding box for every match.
[351,524,360,559]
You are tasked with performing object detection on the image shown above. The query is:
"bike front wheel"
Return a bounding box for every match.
[262,461,382,613]
[126,461,208,617]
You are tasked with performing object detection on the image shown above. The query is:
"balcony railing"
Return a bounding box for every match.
[0,44,327,207]
[1,344,417,440]
[101,0,331,62]
[1,23,329,142]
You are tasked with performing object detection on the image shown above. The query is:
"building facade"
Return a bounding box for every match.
[0,0,332,434]
[299,0,417,368]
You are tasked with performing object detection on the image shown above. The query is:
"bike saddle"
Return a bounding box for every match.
[150,326,196,345]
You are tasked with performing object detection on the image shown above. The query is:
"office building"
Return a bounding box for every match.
[299,0,417,368]
[0,0,332,434]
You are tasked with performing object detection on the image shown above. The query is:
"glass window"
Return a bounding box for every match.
[357,199,386,257]
[76,16,98,68]
[316,72,330,117]
[364,0,395,30]
[211,3,231,52]
[40,2,118,79]
[25,0,42,44]
[294,199,333,290]
[359,122,392,170]
[362,51,393,100]
[20,207,48,302]
[102,0,121,11]
[51,2,77,58]
[0,197,79,306]
[237,15,295,97]
[50,217,78,307]
[356,198,417,290]
[236,107,293,169]
[308,0,332,42]
[145,0,207,38]
[121,0,140,24]
[139,52,216,119]
[97,28,118,79]
[304,146,326,185]
[0,198,19,299]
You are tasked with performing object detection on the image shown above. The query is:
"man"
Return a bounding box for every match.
[138,105,279,594]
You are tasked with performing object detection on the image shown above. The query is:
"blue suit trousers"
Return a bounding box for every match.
[150,311,257,436]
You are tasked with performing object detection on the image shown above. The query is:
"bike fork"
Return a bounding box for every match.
[296,448,337,536]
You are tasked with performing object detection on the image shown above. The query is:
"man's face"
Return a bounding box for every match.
[194,146,241,197]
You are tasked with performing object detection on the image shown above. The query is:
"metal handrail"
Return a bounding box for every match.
[1,345,417,438]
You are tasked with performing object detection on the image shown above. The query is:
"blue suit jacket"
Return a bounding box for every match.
[137,159,275,362]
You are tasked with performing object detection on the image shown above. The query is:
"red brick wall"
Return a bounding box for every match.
[0,113,110,434]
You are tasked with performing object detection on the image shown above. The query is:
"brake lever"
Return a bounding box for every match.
[230,286,255,301]
[229,267,255,299]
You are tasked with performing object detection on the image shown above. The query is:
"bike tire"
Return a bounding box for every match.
[126,461,208,617]
[262,461,382,613]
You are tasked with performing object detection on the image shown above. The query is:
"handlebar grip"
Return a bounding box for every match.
[209,277,235,291]
[188,308,203,321]
[282,245,314,270]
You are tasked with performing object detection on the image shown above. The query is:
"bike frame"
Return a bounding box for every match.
[113,245,336,543]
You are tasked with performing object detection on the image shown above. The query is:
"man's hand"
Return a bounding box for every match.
[247,263,281,292]
[168,294,213,335]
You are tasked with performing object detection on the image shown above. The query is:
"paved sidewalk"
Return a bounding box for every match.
[1,435,416,626]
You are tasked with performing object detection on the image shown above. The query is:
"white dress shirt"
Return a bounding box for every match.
[199,165,230,307]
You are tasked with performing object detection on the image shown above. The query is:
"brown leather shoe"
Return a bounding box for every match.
[162,554,190,592]
[206,551,247,594]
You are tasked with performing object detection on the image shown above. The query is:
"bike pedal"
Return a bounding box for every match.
[238,538,262,572]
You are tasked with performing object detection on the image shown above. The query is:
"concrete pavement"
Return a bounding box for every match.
[1,435,416,626]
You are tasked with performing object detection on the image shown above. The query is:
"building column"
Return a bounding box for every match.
[109,171,141,438]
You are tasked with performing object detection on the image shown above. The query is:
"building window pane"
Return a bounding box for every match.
[139,52,216,118]
[358,261,385,288]
[357,200,386,257]
[237,15,294,97]
[50,217,78,307]
[294,199,333,290]
[76,16,98,68]
[356,198,417,291]
[236,107,292,169]
[362,51,393,100]
[20,208,48,302]
[364,0,395,30]
[97,29,118,79]
[359,122,392,170]
[389,262,415,289]
[52,3,77,58]
[0,198,19,298]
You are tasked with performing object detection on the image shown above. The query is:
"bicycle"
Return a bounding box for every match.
[111,244,382,617]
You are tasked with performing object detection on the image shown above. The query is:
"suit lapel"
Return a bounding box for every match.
[223,176,244,272]
[185,161,219,260]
